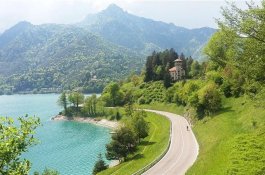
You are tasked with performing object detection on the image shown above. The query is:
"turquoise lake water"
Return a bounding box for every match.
[0,94,111,175]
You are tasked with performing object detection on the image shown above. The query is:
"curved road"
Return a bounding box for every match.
[143,110,199,175]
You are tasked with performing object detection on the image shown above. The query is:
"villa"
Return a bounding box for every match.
[169,58,185,81]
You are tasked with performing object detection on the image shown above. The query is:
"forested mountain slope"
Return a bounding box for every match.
[0,4,215,94]
[0,21,142,93]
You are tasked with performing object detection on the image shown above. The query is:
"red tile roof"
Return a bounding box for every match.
[169,67,176,72]
[174,58,183,62]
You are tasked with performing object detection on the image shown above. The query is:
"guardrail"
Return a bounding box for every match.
[132,115,173,175]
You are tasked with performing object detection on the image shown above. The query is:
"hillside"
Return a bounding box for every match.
[80,4,216,57]
[0,22,143,93]
[187,97,265,175]
[0,4,215,94]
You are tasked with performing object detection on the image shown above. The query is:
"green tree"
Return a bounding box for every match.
[106,126,137,161]
[57,91,68,115]
[190,61,201,78]
[204,1,265,97]
[83,94,97,117]
[0,116,40,175]
[68,91,84,113]
[115,111,122,120]
[163,72,172,88]
[131,111,149,143]
[34,168,60,175]
[185,56,194,78]
[101,82,124,106]
[131,75,140,87]
[92,154,107,175]
[198,83,222,116]
[124,103,134,117]
[144,56,154,82]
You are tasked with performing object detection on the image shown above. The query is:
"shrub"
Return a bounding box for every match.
[198,83,222,116]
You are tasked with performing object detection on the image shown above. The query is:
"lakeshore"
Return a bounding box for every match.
[52,114,121,168]
[52,115,119,129]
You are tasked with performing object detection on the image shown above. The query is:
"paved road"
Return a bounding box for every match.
[143,110,199,175]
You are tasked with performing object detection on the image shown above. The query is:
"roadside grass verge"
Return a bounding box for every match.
[187,97,265,175]
[98,112,170,175]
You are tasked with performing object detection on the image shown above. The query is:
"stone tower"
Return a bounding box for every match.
[169,58,185,81]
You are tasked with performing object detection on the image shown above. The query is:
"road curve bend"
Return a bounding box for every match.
[143,110,199,175]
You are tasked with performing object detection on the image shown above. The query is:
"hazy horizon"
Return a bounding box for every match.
[0,0,258,33]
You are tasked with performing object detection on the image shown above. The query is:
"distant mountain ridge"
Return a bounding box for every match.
[80,4,216,57]
[0,4,215,94]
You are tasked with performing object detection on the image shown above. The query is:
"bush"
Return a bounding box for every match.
[206,71,223,86]
[138,96,146,104]
[34,168,60,175]
[221,80,233,97]
[198,83,222,116]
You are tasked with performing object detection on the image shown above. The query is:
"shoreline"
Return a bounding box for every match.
[52,115,120,168]
[51,115,119,129]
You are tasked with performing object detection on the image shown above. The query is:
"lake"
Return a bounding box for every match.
[0,94,111,175]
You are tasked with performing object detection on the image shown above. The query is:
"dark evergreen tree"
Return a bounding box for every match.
[144,56,153,82]
[186,56,194,78]
[93,154,107,175]
[163,72,172,88]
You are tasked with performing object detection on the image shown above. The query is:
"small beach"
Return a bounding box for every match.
[52,115,119,129]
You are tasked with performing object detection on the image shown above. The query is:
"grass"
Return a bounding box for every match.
[137,98,265,174]
[187,97,265,175]
[98,112,170,175]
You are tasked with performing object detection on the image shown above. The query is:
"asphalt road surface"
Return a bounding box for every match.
[143,110,199,175]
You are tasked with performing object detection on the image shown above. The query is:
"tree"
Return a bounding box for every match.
[106,126,137,161]
[0,116,40,175]
[34,168,60,175]
[163,72,172,88]
[144,56,154,82]
[205,1,265,95]
[198,83,222,116]
[83,94,97,117]
[131,75,140,87]
[101,82,124,106]
[92,154,107,175]
[186,56,194,78]
[115,111,122,120]
[144,49,180,82]
[124,103,134,117]
[190,61,201,78]
[57,91,68,115]
[131,111,149,142]
[42,169,60,175]
[68,91,84,113]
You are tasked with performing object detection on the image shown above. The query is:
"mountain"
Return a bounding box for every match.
[80,4,216,57]
[0,22,143,94]
[0,4,215,94]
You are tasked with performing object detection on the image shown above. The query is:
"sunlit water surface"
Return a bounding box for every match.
[0,94,111,175]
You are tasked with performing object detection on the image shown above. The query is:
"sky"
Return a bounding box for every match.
[0,0,260,33]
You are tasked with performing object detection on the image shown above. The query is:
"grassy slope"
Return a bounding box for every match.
[187,97,265,175]
[137,98,265,174]
[98,112,170,175]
